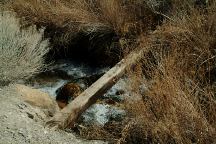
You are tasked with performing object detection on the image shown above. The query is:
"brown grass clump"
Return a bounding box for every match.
[78,121,126,143]
[8,0,125,65]
[8,0,164,65]
[122,1,216,143]
[9,0,161,36]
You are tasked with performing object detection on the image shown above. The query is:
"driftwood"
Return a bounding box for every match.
[46,48,145,129]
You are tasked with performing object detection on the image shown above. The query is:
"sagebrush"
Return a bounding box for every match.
[0,11,49,86]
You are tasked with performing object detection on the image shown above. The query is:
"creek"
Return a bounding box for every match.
[27,59,127,126]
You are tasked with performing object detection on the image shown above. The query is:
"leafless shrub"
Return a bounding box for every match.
[0,11,49,86]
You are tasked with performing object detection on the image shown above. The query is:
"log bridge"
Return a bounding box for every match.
[46,48,145,129]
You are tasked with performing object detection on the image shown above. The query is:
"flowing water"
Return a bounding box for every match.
[27,59,127,126]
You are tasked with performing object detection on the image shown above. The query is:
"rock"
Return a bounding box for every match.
[56,83,82,109]
[195,0,208,7]
[28,59,109,97]
[101,79,127,104]
[102,82,126,103]
[15,84,59,116]
[104,99,117,105]
[115,89,125,95]
[39,80,68,97]
[81,104,126,126]
[76,72,105,87]
[109,108,126,122]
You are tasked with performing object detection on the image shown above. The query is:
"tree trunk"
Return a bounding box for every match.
[46,49,144,129]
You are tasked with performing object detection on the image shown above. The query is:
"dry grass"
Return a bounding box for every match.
[9,0,128,44]
[7,0,126,65]
[9,0,159,36]
[4,0,216,143]
[8,0,164,65]
[122,1,216,143]
[0,11,49,86]
[78,121,127,143]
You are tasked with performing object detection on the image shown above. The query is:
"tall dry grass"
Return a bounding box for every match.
[122,1,216,143]
[5,0,216,143]
[9,0,160,36]
[9,0,128,43]
[8,0,165,65]
[8,0,126,65]
[0,11,49,86]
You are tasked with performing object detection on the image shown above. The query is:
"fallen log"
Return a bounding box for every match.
[46,48,145,129]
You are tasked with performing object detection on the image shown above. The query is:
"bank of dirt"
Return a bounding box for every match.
[0,85,106,144]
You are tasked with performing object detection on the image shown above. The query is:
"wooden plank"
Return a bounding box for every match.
[46,48,145,129]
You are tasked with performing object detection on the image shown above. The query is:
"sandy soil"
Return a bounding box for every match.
[0,85,106,144]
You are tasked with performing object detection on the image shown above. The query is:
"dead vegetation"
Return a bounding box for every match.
[2,0,216,143]
[122,1,216,143]
[8,0,164,65]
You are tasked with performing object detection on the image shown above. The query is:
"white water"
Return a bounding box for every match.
[39,80,68,97]
[82,104,126,126]
[31,59,126,126]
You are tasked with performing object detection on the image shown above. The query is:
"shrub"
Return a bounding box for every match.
[0,11,49,86]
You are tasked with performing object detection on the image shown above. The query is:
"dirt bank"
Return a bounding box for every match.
[0,85,106,144]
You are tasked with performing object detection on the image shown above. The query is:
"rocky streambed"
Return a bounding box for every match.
[26,59,128,129]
